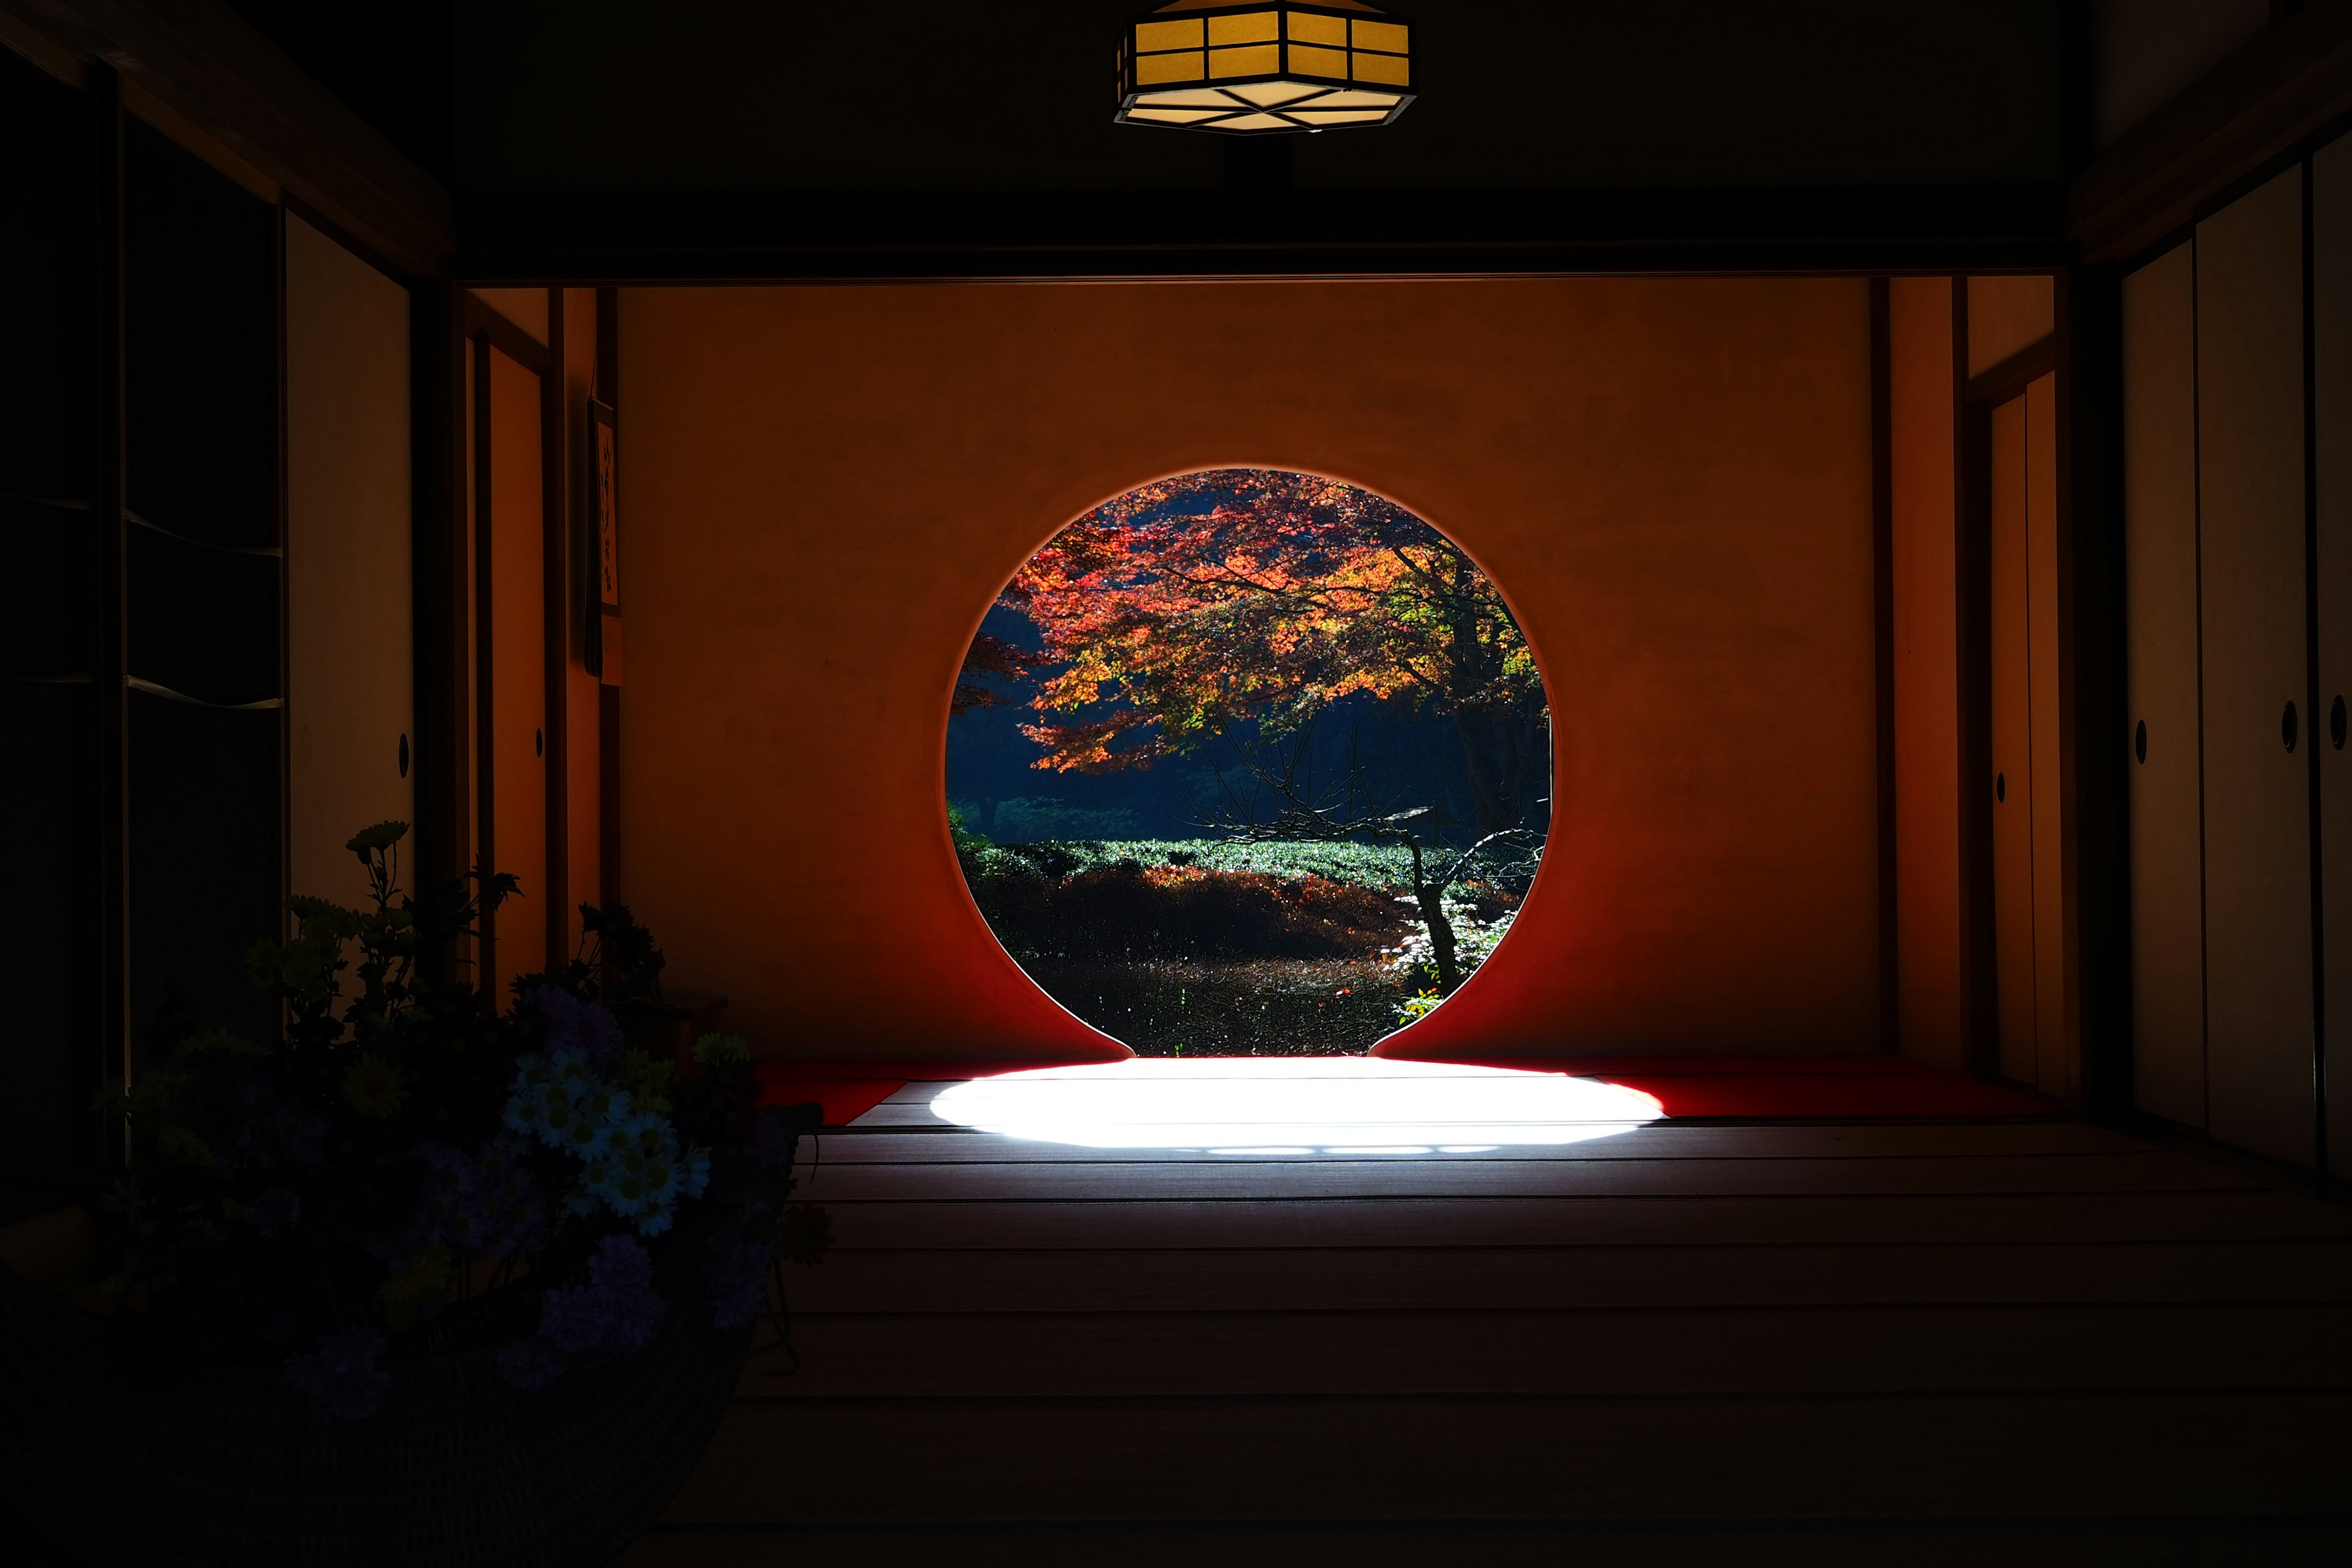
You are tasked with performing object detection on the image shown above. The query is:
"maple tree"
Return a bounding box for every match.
[948,633,1045,717]
[967,469,1548,836]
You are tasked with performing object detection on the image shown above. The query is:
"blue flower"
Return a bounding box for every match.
[707,1237,776,1330]
[540,1278,617,1353]
[600,1153,655,1217]
[526,986,584,1051]
[546,1049,592,1095]
[638,1150,681,1208]
[536,1091,602,1153]
[576,1003,625,1066]
[285,1328,390,1420]
[527,992,625,1066]
[536,1235,666,1355]
[613,1109,668,1156]
[681,1148,711,1200]
[553,1109,616,1160]
[503,1093,547,1137]
[416,1137,547,1259]
[496,1333,568,1390]
[507,1052,555,1098]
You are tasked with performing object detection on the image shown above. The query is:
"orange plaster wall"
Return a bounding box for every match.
[1888,277,1969,1071]
[619,279,1880,1060]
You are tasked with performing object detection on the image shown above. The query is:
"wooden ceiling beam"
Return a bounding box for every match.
[0,0,453,277]
[2070,0,2352,264]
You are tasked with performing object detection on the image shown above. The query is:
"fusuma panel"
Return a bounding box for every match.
[2195,169,2315,1169]
[2122,243,2207,1128]
[2316,135,2352,1171]
[2022,373,2067,1099]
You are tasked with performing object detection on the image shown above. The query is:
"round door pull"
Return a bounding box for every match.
[535,727,545,758]
[398,733,410,778]
[2334,695,2347,750]
[2134,720,2147,764]
[2284,701,2299,754]
[1995,771,2006,803]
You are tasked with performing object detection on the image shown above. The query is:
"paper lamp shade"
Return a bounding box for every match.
[1115,2,1415,134]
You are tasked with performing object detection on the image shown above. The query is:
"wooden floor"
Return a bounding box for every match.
[619,1077,2352,1566]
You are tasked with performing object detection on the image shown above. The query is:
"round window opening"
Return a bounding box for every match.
[948,470,1551,1055]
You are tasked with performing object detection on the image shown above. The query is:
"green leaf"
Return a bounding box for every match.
[692,1032,752,1067]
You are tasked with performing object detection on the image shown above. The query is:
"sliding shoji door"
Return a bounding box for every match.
[2195,168,2314,1168]
[2318,140,2352,1169]
[1987,372,2066,1096]
[2122,243,2206,1128]
[466,303,565,1001]
[285,216,413,911]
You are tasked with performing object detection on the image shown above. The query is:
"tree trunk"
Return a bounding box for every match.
[1404,836,1461,993]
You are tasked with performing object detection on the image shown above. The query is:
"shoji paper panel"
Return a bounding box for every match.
[2122,243,2206,1128]
[285,215,412,911]
[1989,394,2039,1087]
[1988,374,2068,1098]
[2197,168,2315,1168]
[562,288,603,954]
[2023,374,2068,1099]
[488,344,548,993]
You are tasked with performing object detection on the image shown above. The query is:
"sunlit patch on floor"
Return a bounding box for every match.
[927,1057,1662,1154]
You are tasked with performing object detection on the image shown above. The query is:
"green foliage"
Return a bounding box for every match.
[91,822,819,1418]
[616,1049,679,1115]
[948,831,1536,1052]
[690,1033,752,1068]
[987,797,1139,843]
[968,860,1407,965]
[1395,989,1443,1025]
[963,836,1537,895]
[945,801,993,856]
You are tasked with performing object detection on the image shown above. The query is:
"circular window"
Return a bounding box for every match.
[947,470,1549,1055]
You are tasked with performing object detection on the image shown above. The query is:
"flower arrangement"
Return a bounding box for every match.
[95,822,824,1420]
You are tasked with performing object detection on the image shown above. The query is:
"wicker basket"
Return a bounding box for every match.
[0,1264,748,1568]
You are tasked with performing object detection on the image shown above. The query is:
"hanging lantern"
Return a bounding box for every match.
[1114,2,1415,135]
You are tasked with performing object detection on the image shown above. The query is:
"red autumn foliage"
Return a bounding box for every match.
[955,469,1548,834]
